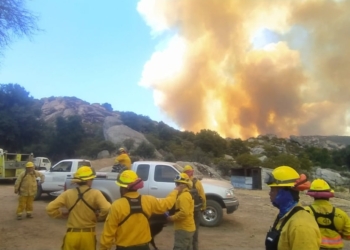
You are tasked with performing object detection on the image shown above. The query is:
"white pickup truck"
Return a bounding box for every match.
[35,159,92,200]
[62,161,240,227]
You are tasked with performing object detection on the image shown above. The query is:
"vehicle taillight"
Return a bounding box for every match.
[64,182,67,191]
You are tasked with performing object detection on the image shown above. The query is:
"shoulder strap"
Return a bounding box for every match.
[274,206,304,231]
[118,195,148,227]
[68,187,94,212]
[192,178,197,188]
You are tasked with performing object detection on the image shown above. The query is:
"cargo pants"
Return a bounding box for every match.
[16,195,34,216]
[173,230,194,250]
[61,230,96,250]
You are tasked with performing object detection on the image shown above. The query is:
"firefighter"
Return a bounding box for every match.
[265,166,322,250]
[99,170,183,250]
[14,161,45,220]
[114,147,132,170]
[304,178,350,250]
[46,166,111,250]
[182,165,206,250]
[167,172,196,250]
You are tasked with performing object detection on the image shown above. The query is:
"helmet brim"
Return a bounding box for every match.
[80,175,96,181]
[267,183,295,187]
[116,181,128,188]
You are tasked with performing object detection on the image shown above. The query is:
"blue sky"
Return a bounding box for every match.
[0,0,178,127]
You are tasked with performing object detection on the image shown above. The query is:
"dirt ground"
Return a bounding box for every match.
[1,181,349,250]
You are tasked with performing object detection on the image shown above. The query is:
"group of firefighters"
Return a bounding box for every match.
[13,148,350,250]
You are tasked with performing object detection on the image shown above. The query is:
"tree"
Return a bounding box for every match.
[119,111,156,133]
[49,116,85,160]
[228,139,249,157]
[101,103,113,112]
[263,145,280,158]
[194,129,227,157]
[0,83,43,151]
[134,141,155,159]
[123,138,135,151]
[236,153,261,167]
[304,147,332,167]
[263,154,300,170]
[216,159,237,176]
[0,0,39,51]
[298,153,312,172]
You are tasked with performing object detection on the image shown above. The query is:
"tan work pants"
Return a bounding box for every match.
[16,195,34,215]
[173,230,194,250]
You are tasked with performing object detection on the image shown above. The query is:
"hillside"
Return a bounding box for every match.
[1,83,350,174]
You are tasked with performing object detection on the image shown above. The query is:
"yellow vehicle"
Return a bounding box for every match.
[0,148,34,180]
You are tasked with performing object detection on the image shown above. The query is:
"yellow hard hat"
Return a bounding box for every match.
[265,166,300,187]
[175,173,191,185]
[26,162,34,168]
[74,166,96,181]
[118,147,126,153]
[116,170,138,188]
[183,165,193,172]
[309,179,332,192]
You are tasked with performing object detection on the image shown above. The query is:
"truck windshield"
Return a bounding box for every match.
[172,164,183,173]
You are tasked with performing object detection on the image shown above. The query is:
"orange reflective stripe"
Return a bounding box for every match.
[321,235,343,247]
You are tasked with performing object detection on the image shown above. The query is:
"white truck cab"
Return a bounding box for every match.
[36,159,91,199]
[33,157,51,171]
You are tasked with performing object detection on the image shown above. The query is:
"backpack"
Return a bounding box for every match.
[308,205,338,232]
[189,178,203,211]
[118,195,148,227]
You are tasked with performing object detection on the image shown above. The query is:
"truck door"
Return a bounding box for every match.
[42,161,73,191]
[135,164,150,195]
[149,164,179,198]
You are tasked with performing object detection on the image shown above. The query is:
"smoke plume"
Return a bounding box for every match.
[137,0,350,139]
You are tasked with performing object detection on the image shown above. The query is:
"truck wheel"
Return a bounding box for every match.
[34,182,42,201]
[200,200,223,227]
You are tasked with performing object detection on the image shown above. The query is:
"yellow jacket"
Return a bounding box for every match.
[169,188,195,232]
[192,177,206,210]
[115,153,131,169]
[99,190,178,250]
[14,170,45,196]
[46,185,111,228]
[274,204,321,250]
[304,200,350,248]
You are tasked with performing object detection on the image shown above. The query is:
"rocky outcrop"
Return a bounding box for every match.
[97,150,110,159]
[176,161,224,180]
[261,167,273,190]
[104,124,149,147]
[311,167,350,187]
[40,96,117,124]
[290,135,349,150]
[250,147,265,155]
